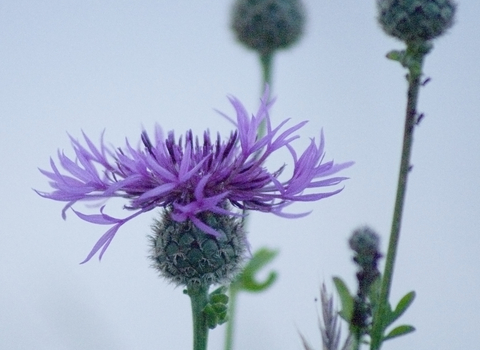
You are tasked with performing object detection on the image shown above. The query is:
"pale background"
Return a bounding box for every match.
[1,1,479,349]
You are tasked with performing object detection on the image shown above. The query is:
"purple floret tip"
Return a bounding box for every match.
[37,90,352,262]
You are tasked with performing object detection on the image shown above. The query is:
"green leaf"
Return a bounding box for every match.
[385,291,416,327]
[383,325,415,341]
[233,247,279,293]
[210,293,228,304]
[333,276,354,321]
[203,304,219,329]
[386,50,405,62]
[367,276,382,312]
[203,302,228,329]
[210,286,227,296]
[217,313,228,326]
[202,286,230,329]
[212,303,227,314]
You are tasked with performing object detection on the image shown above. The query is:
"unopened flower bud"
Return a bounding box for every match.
[349,226,382,332]
[150,206,247,288]
[349,226,380,256]
[377,0,456,43]
[231,0,305,55]
[349,226,381,297]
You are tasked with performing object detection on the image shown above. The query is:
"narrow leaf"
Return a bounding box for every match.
[368,276,382,314]
[298,331,315,350]
[386,50,404,62]
[234,247,279,292]
[383,325,415,341]
[333,276,354,321]
[386,291,416,327]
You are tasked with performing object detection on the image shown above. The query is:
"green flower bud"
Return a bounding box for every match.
[231,0,306,55]
[150,207,247,289]
[349,226,382,333]
[377,0,456,43]
[349,226,380,256]
[349,226,381,298]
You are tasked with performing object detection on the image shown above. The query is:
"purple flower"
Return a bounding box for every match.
[37,89,353,263]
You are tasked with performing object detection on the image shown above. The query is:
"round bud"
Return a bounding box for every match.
[349,226,382,299]
[150,207,247,289]
[231,0,306,55]
[377,0,456,43]
[349,226,380,256]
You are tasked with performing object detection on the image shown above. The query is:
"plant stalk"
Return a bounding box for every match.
[260,52,273,88]
[224,287,238,350]
[258,52,274,139]
[188,284,210,350]
[223,51,275,350]
[370,45,426,350]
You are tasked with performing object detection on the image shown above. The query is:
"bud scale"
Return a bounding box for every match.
[377,0,456,43]
[150,207,247,288]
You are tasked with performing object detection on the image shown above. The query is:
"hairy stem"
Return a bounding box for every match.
[370,44,427,350]
[188,284,210,350]
[224,288,238,350]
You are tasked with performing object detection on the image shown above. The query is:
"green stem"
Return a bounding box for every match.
[224,288,238,350]
[370,44,427,350]
[260,52,273,88]
[188,284,210,350]
[258,52,274,140]
[223,51,275,350]
[352,335,361,350]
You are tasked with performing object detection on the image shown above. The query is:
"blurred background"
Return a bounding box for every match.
[1,1,479,349]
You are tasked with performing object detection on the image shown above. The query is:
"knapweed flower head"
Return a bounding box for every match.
[231,0,305,55]
[36,89,352,263]
[377,0,456,44]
